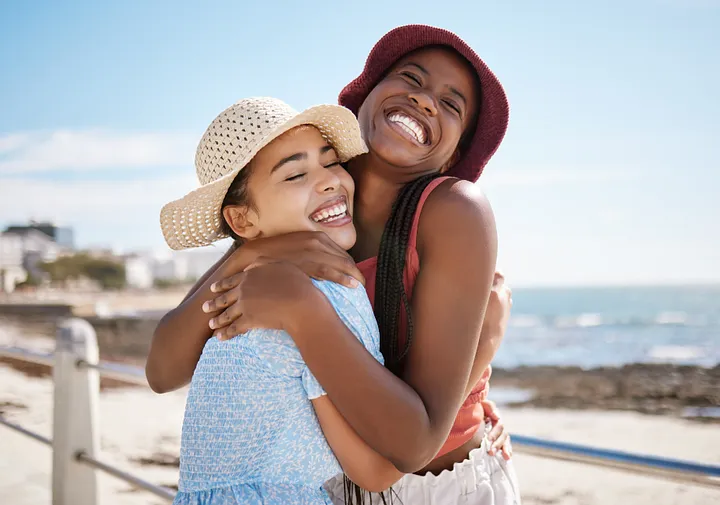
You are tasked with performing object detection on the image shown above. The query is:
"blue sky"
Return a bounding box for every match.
[1,0,718,286]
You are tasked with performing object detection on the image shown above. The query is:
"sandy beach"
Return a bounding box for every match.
[1,333,719,505]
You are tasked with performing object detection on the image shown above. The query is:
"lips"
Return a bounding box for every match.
[385,107,432,146]
[310,195,349,224]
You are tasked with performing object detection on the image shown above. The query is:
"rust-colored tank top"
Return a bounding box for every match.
[356,176,492,459]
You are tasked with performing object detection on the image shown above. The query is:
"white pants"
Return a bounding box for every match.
[325,434,521,505]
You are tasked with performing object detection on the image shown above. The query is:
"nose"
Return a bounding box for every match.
[408,91,438,116]
[315,165,342,193]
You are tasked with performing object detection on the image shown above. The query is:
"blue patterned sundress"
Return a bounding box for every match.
[173,280,383,505]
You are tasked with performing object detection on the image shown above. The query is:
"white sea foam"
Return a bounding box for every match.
[647,345,705,362]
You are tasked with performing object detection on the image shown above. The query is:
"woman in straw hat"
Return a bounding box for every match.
[147,25,519,505]
[165,97,408,505]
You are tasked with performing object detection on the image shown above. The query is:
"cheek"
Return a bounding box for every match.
[357,101,373,139]
[338,169,354,195]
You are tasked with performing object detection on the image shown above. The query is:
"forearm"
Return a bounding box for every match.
[313,396,403,493]
[289,295,448,472]
[145,244,251,392]
[464,329,502,398]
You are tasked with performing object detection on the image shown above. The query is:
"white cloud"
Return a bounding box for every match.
[0,133,30,154]
[0,130,198,174]
[0,175,197,248]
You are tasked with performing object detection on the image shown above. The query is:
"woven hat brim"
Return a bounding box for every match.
[160,104,368,250]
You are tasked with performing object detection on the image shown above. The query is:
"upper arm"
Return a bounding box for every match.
[401,180,497,449]
[311,281,384,365]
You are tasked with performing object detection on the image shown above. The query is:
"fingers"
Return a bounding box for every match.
[215,319,244,340]
[482,400,500,422]
[306,259,364,288]
[207,301,243,330]
[210,273,244,294]
[215,311,259,340]
[487,419,508,457]
[502,437,513,460]
[487,416,504,441]
[493,270,505,287]
[202,287,240,313]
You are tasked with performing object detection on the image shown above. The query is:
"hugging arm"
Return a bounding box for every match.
[213,181,498,472]
[313,396,402,492]
[145,232,363,393]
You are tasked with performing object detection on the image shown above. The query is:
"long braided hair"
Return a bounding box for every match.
[340,173,439,505]
[374,173,440,374]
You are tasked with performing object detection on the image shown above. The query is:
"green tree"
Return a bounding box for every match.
[40,254,126,290]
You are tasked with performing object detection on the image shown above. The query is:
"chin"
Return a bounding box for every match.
[368,140,417,168]
[325,228,357,252]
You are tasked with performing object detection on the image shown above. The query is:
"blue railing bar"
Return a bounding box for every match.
[76,359,148,387]
[0,345,54,367]
[0,345,148,386]
[0,416,52,446]
[512,435,720,477]
[75,451,176,501]
[512,434,720,488]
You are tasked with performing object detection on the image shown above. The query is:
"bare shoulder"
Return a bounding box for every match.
[418,177,496,254]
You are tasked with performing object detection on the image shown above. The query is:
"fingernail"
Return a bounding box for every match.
[348,277,359,288]
[202,302,211,312]
[209,319,216,329]
[210,283,218,292]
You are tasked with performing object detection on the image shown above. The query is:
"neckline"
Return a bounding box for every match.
[356,256,377,267]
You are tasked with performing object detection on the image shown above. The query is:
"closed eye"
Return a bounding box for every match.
[284,173,306,182]
[442,99,462,116]
[324,161,342,168]
[400,71,421,86]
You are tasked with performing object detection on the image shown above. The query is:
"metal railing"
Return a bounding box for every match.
[1,317,719,505]
[1,318,176,504]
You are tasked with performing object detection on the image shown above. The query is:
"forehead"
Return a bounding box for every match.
[256,125,328,157]
[249,125,335,173]
[393,46,477,87]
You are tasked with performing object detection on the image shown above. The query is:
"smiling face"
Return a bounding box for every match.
[222,125,356,250]
[357,46,480,178]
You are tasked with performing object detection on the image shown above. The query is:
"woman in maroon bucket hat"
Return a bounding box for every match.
[147,24,519,505]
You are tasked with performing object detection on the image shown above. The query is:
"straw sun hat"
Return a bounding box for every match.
[160,97,368,250]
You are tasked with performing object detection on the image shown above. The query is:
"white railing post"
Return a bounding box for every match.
[52,318,100,505]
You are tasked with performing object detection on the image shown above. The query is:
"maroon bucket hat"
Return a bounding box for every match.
[339,24,509,183]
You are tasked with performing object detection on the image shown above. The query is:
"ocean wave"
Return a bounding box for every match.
[647,345,706,362]
[508,311,713,329]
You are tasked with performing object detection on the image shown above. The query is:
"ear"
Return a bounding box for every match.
[222,205,260,240]
[439,148,461,174]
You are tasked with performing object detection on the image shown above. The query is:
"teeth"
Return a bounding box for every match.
[388,113,426,144]
[312,202,348,223]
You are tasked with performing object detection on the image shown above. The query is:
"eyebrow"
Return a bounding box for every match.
[271,144,335,173]
[448,86,467,107]
[404,62,467,107]
[406,62,428,75]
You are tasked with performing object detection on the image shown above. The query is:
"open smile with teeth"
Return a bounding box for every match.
[311,201,349,224]
[388,112,428,145]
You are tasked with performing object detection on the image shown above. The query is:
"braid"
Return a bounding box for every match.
[375,173,440,373]
[341,174,438,505]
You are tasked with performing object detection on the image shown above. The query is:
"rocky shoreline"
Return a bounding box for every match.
[491,363,720,421]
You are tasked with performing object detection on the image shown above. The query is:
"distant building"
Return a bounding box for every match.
[176,247,227,280]
[0,265,27,293]
[0,229,64,292]
[124,255,154,290]
[4,221,75,249]
[152,254,189,283]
